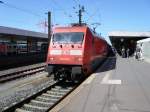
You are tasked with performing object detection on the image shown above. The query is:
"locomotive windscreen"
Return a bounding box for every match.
[52,32,84,44]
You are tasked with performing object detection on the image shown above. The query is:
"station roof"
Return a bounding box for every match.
[137,37,150,43]
[108,31,150,38]
[108,31,149,52]
[0,26,48,38]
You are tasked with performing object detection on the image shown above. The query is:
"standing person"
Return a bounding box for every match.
[139,43,144,60]
[121,47,125,58]
[135,47,138,59]
[126,48,130,58]
[136,46,142,60]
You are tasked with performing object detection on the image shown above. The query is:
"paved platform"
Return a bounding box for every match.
[50,57,150,112]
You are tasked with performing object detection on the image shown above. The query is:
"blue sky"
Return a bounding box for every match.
[0,0,150,42]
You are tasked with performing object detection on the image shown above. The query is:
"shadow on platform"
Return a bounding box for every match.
[96,56,117,73]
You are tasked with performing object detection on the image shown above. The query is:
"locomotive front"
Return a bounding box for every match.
[46,27,85,81]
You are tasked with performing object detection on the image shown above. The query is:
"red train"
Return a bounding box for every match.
[46,25,109,81]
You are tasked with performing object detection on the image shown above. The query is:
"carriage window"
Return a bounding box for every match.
[52,32,84,44]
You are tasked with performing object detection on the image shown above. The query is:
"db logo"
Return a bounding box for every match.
[62,51,69,55]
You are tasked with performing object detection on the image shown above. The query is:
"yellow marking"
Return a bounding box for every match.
[83,74,96,85]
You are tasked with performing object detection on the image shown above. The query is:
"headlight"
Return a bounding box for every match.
[50,50,61,55]
[77,57,82,61]
[70,50,82,55]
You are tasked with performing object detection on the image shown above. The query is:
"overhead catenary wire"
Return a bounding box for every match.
[51,0,74,22]
[0,1,48,33]
[73,0,90,17]
[73,0,80,6]
[0,0,3,3]
[83,4,102,32]
[86,6,101,24]
[72,0,99,26]
[65,0,102,33]
[1,1,42,18]
[74,0,102,26]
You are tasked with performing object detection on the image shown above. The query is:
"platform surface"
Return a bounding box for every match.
[50,57,150,112]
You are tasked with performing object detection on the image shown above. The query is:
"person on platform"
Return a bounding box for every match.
[139,43,144,60]
[121,47,125,58]
[126,48,130,58]
[135,44,144,60]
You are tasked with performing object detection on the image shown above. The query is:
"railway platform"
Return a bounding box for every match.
[50,56,150,112]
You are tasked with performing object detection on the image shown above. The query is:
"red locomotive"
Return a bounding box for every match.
[46,25,108,81]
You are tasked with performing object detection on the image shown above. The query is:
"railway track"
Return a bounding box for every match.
[2,80,77,112]
[0,63,46,83]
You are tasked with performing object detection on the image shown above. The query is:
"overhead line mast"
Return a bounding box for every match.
[48,12,51,41]
[78,5,85,26]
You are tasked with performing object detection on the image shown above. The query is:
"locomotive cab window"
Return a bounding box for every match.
[52,32,84,44]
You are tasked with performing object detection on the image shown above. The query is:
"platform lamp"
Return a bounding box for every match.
[120,38,124,42]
